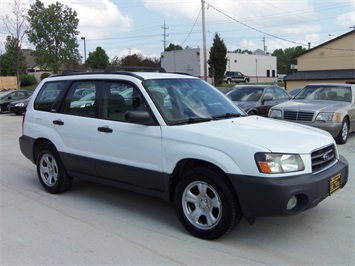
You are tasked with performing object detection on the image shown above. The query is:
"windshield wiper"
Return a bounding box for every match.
[212,112,244,119]
[170,117,212,125]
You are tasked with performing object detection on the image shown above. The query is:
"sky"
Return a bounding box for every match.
[1,0,354,61]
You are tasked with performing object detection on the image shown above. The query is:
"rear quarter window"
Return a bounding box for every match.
[34,81,65,111]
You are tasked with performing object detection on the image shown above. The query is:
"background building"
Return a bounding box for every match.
[161,48,277,83]
[285,30,355,90]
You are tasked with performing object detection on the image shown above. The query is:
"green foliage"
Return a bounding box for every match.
[40,72,51,80]
[208,33,227,85]
[26,0,81,73]
[0,36,26,76]
[229,49,252,54]
[86,47,110,69]
[272,46,307,74]
[20,74,36,86]
[119,53,160,67]
[165,43,183,51]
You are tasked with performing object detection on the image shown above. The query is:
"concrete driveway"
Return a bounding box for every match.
[1,113,354,265]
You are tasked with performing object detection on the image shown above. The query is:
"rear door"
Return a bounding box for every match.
[51,80,100,176]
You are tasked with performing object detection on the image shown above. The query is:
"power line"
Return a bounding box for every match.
[208,3,355,52]
[208,3,307,47]
[180,7,201,47]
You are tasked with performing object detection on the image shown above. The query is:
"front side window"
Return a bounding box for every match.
[274,87,289,99]
[34,81,65,111]
[99,81,151,123]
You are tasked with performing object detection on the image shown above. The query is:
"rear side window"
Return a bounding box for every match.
[62,81,98,117]
[34,81,65,111]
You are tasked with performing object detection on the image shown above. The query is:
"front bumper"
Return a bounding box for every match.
[228,155,348,218]
[284,120,342,137]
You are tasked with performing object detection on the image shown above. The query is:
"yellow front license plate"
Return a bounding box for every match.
[330,174,342,195]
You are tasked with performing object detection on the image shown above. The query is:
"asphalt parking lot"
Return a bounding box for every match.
[0,113,354,265]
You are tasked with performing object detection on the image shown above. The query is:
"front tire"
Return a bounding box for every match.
[175,167,242,240]
[36,147,73,194]
[335,118,349,144]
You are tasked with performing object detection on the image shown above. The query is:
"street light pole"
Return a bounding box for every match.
[81,37,86,64]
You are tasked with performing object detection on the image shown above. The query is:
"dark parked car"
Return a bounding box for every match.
[0,90,33,113]
[269,83,355,144]
[225,85,291,116]
[223,71,250,84]
[8,97,31,115]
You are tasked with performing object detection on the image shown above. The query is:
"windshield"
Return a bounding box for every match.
[294,85,352,102]
[226,87,264,101]
[0,91,13,99]
[142,78,245,125]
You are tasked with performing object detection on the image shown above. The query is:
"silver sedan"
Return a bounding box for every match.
[269,83,355,144]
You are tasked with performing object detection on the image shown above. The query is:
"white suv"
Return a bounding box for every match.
[19,69,348,240]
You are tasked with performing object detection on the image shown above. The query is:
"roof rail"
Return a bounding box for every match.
[55,68,104,76]
[52,66,167,79]
[105,66,166,73]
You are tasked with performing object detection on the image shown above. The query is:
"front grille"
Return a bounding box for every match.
[284,111,314,121]
[311,145,336,173]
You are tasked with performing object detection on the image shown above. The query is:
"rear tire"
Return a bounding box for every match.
[335,118,349,144]
[174,167,242,240]
[36,147,73,194]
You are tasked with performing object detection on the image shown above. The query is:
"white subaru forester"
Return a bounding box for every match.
[19,69,348,240]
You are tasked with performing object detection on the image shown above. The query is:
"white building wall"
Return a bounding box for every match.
[161,48,203,77]
[161,48,277,83]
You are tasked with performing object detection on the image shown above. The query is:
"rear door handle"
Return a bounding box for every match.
[98,126,113,133]
[53,119,64,125]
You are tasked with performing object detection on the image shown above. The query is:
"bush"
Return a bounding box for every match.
[41,72,51,80]
[21,74,37,86]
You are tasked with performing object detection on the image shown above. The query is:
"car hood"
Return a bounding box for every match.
[167,116,334,154]
[272,99,350,111]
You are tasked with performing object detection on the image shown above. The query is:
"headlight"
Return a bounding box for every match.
[255,153,305,173]
[15,103,25,107]
[268,109,282,119]
[316,112,340,122]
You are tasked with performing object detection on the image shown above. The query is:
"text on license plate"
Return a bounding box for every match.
[330,173,342,195]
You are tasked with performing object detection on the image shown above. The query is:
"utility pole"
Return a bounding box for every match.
[201,0,207,81]
[262,36,266,53]
[162,21,169,51]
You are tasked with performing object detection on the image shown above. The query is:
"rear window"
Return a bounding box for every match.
[34,81,65,111]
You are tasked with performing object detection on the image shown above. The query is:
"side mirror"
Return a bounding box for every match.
[263,94,273,102]
[125,110,151,123]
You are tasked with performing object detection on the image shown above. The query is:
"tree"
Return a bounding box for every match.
[0,36,26,77]
[272,46,307,74]
[86,46,109,69]
[1,0,28,88]
[208,33,227,85]
[165,43,183,51]
[27,0,81,73]
[230,48,252,54]
[120,53,160,67]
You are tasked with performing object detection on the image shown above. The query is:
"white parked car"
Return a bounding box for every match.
[19,70,348,240]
